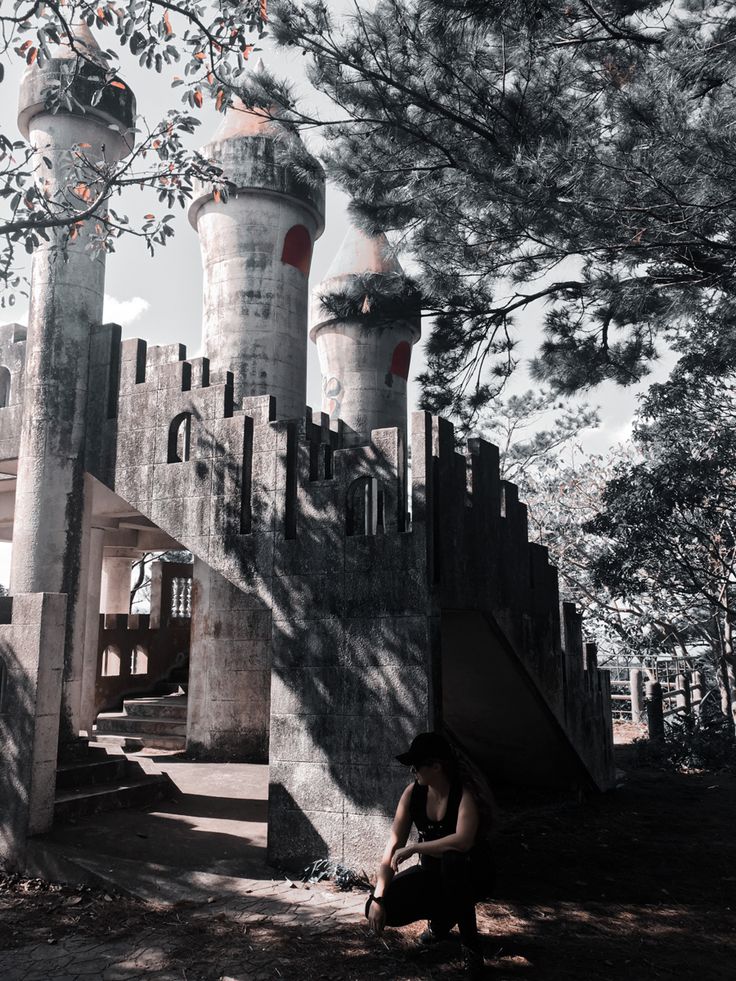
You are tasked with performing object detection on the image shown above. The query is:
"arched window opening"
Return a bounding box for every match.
[346,476,383,536]
[101,645,121,677]
[281,224,313,275]
[130,645,148,676]
[389,341,411,381]
[167,412,191,463]
[0,366,10,408]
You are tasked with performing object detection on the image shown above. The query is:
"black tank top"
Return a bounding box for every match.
[410,779,464,843]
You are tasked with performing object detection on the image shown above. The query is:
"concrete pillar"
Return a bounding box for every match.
[11,26,135,743]
[79,526,105,734]
[189,99,325,420]
[311,227,421,446]
[101,549,140,615]
[630,667,645,723]
[187,558,271,761]
[645,680,665,741]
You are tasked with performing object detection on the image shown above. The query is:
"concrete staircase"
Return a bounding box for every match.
[93,692,188,752]
[54,741,176,824]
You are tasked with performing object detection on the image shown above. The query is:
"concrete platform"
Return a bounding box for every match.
[33,754,272,898]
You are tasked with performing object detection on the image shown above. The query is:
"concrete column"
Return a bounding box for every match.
[311,228,421,447]
[11,31,135,744]
[187,558,271,761]
[79,525,105,734]
[101,549,140,615]
[190,101,325,420]
[630,667,645,723]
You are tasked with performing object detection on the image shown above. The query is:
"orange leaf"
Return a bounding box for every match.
[27,47,37,65]
[215,89,225,112]
[261,0,268,22]
[163,10,173,36]
[97,7,104,19]
[193,89,203,108]
[194,51,205,61]
[152,139,161,149]
[243,44,254,59]
[19,39,32,53]
[144,213,155,220]
[110,79,126,90]
[213,189,221,203]
[69,226,79,241]
[78,143,92,149]
[74,183,92,201]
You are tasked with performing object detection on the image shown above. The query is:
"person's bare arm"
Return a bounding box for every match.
[390,789,479,870]
[367,783,413,934]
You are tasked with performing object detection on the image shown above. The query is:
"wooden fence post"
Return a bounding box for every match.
[691,671,704,716]
[646,680,665,740]
[676,672,691,716]
[630,668,645,723]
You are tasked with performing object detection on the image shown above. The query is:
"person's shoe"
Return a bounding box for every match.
[417,923,450,945]
[461,944,484,979]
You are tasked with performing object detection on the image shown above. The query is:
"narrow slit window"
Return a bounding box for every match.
[0,366,10,408]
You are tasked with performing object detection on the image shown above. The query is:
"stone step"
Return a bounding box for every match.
[95,714,187,737]
[55,757,129,791]
[54,774,175,824]
[121,696,188,721]
[93,732,187,752]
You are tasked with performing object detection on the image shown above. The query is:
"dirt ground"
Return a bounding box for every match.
[1,731,735,981]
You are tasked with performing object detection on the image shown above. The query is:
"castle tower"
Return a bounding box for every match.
[189,94,325,420]
[310,226,421,445]
[12,24,135,736]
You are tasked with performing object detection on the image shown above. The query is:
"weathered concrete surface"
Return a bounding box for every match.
[11,30,135,741]
[311,227,421,446]
[0,593,67,870]
[190,101,325,420]
[188,560,271,762]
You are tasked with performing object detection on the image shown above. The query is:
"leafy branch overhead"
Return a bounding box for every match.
[258,0,736,414]
[0,1,268,304]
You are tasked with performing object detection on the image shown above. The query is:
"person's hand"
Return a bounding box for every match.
[367,899,386,936]
[390,845,417,871]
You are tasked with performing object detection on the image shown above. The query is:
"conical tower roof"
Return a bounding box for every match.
[18,18,136,141]
[48,20,107,66]
[211,95,283,142]
[324,226,404,281]
[310,224,421,340]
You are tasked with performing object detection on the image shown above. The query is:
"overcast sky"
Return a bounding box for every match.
[0,6,676,586]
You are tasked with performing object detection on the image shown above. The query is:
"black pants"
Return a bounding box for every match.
[379,851,481,949]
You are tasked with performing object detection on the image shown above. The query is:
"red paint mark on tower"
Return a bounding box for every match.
[281,225,313,275]
[390,341,411,380]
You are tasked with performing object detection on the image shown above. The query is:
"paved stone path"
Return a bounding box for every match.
[0,877,368,981]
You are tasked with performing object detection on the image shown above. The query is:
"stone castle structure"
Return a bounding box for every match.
[0,28,614,872]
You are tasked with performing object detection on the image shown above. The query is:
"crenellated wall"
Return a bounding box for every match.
[73,331,614,868]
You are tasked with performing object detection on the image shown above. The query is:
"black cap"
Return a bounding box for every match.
[395,732,453,767]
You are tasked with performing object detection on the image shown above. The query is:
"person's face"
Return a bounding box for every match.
[410,760,440,785]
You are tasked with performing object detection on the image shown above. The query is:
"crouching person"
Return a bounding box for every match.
[365,732,495,979]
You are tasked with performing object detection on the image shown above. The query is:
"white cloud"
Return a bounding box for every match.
[103,294,150,328]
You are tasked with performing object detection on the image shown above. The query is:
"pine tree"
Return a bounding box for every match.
[257,0,736,417]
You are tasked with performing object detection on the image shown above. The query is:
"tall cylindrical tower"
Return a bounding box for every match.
[12,24,135,734]
[310,227,421,445]
[189,98,325,420]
